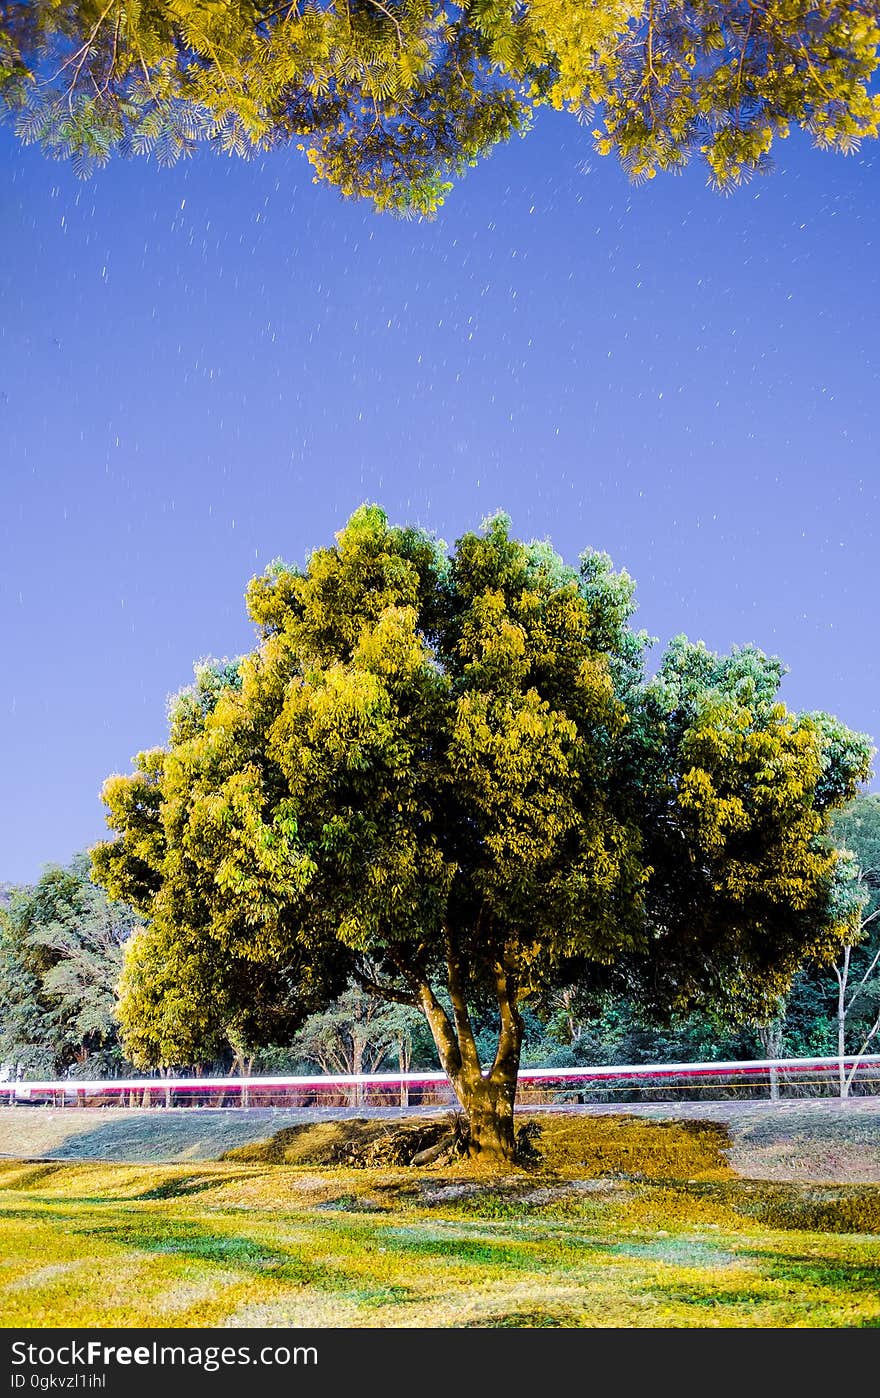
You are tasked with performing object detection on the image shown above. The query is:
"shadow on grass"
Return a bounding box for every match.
[683,1180,880,1234]
[0,1169,270,1206]
[645,1261,880,1322]
[368,1222,603,1273]
[644,1283,784,1312]
[135,1174,258,1201]
[0,1165,68,1191]
[746,1246,880,1297]
[0,1115,275,1165]
[78,1216,416,1308]
[462,1311,583,1328]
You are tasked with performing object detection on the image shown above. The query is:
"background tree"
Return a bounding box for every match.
[2,1,877,214]
[754,1002,787,1099]
[94,505,872,1163]
[556,992,758,1067]
[0,853,139,1078]
[0,894,47,1078]
[288,981,422,1105]
[826,793,880,1096]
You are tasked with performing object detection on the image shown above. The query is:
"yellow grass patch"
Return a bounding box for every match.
[1,1111,878,1328]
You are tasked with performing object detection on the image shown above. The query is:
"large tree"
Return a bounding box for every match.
[93,506,872,1163]
[2,1,878,213]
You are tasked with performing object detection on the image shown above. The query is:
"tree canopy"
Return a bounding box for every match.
[92,506,873,1161]
[2,1,878,213]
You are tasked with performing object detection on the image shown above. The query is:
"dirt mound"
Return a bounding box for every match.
[225,1112,731,1176]
[226,1114,476,1167]
[222,1114,465,1167]
[1,1099,879,1183]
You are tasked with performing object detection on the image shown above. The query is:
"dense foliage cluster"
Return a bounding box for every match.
[2,1,878,212]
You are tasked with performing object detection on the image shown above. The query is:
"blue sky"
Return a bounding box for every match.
[1,111,878,884]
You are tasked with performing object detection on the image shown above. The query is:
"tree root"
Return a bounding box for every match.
[331,1114,469,1168]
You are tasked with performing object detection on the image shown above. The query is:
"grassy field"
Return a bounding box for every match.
[1,1111,879,1328]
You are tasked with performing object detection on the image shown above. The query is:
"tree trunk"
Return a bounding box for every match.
[397,1034,410,1109]
[415,938,524,1167]
[236,1055,253,1108]
[461,1073,518,1165]
[757,1019,784,1101]
[352,1035,364,1109]
[558,986,580,1045]
[837,948,850,1099]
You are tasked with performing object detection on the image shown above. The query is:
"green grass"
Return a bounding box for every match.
[1,1113,879,1328]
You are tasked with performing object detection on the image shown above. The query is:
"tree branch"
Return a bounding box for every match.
[845,941,880,1014]
[445,930,481,1079]
[488,942,522,1084]
[365,0,404,51]
[352,966,419,1006]
[844,1005,880,1094]
[416,977,462,1082]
